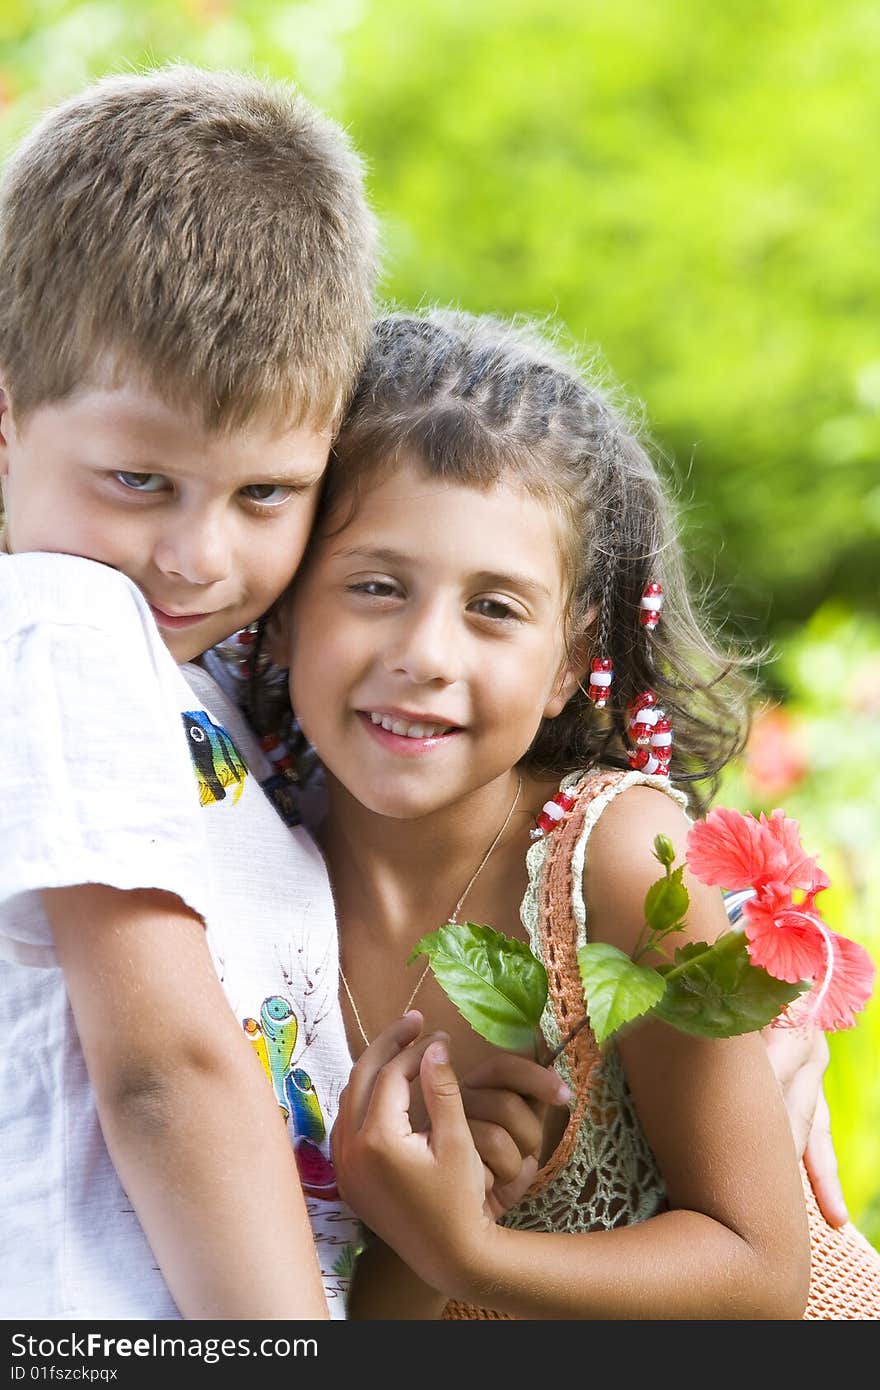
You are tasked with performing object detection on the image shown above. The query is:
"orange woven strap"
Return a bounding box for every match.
[526,769,624,1192]
[442,769,622,1320]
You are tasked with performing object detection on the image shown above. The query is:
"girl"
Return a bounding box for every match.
[265,309,880,1319]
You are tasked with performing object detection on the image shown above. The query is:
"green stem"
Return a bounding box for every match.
[544,1012,592,1065]
[658,924,745,983]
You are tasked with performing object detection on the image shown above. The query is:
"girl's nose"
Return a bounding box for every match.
[383,605,460,686]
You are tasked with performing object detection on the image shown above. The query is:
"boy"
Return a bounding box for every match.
[0,66,377,1320]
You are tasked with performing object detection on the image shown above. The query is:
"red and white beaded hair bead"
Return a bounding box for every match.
[530,788,577,841]
[587,655,614,707]
[625,580,673,778]
[639,580,664,630]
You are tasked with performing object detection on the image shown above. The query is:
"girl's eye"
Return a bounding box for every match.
[348,579,399,599]
[471,597,522,622]
[240,483,293,506]
[114,471,168,493]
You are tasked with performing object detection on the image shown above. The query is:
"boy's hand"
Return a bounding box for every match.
[459,1052,572,1215]
[762,1025,847,1227]
[332,1014,496,1295]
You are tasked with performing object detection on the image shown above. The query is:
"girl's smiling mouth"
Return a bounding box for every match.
[357,709,463,750]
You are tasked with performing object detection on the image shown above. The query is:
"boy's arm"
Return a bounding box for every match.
[762,1025,847,1226]
[46,882,328,1321]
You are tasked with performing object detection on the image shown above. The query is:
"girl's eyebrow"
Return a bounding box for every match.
[330,546,553,600]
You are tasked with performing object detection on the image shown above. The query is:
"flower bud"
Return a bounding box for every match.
[652,833,677,868]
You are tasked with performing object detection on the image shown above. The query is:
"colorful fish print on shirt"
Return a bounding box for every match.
[182,710,248,807]
[243,996,337,1200]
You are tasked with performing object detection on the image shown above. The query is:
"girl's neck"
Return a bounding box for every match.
[319,769,554,948]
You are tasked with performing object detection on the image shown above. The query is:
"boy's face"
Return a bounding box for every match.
[0,373,331,662]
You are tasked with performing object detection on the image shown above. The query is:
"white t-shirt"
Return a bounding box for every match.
[0,553,358,1320]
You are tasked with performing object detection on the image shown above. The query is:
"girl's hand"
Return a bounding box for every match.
[459,1052,572,1216]
[762,1025,847,1227]
[332,1014,496,1296]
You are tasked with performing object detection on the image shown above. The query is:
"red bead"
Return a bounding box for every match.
[555,791,576,812]
[591,656,613,673]
[629,748,651,771]
[536,811,555,834]
[629,690,657,714]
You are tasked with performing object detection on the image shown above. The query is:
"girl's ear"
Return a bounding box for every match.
[543,635,591,719]
[263,598,293,668]
[0,381,12,475]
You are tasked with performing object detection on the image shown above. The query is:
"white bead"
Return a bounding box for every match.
[542,800,565,821]
[589,671,612,687]
[651,731,672,748]
[640,595,663,612]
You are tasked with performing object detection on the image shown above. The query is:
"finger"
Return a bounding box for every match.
[780,1054,824,1158]
[462,1051,572,1108]
[492,1154,539,1215]
[418,1040,480,1164]
[360,1029,451,1137]
[468,1118,527,1187]
[343,1010,425,1129]
[461,1088,544,1161]
[803,1091,848,1228]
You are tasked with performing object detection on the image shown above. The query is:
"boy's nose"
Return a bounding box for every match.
[153,519,231,586]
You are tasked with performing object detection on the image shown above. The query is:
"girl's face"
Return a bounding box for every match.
[283,457,585,821]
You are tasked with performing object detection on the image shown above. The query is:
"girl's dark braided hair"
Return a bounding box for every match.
[256,309,754,813]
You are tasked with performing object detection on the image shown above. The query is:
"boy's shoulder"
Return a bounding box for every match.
[0,550,152,635]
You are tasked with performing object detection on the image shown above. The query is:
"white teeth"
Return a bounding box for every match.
[367,712,453,739]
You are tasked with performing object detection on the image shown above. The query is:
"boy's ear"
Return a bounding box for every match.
[543,634,591,720]
[263,599,293,668]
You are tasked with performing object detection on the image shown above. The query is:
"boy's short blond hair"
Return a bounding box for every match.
[0,65,378,431]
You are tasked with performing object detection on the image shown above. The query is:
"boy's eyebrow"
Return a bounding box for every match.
[330,546,553,599]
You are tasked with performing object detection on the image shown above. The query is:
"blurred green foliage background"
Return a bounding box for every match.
[1,0,878,1245]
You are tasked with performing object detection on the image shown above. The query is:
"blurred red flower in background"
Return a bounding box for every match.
[744,706,808,801]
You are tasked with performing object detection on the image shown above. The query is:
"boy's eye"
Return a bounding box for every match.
[240,483,293,506]
[115,470,168,493]
[471,597,521,622]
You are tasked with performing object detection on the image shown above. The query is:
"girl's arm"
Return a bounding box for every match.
[46,882,329,1321]
[344,1018,562,1319]
[334,788,811,1319]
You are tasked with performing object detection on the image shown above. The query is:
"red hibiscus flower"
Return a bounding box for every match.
[685,805,874,1033]
[743,885,827,984]
[686,807,828,895]
[778,932,877,1033]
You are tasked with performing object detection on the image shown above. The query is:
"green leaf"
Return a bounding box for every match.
[653,930,809,1038]
[409,922,547,1053]
[643,865,689,932]
[576,942,667,1047]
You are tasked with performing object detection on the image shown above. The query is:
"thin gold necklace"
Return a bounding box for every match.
[338,775,523,1050]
